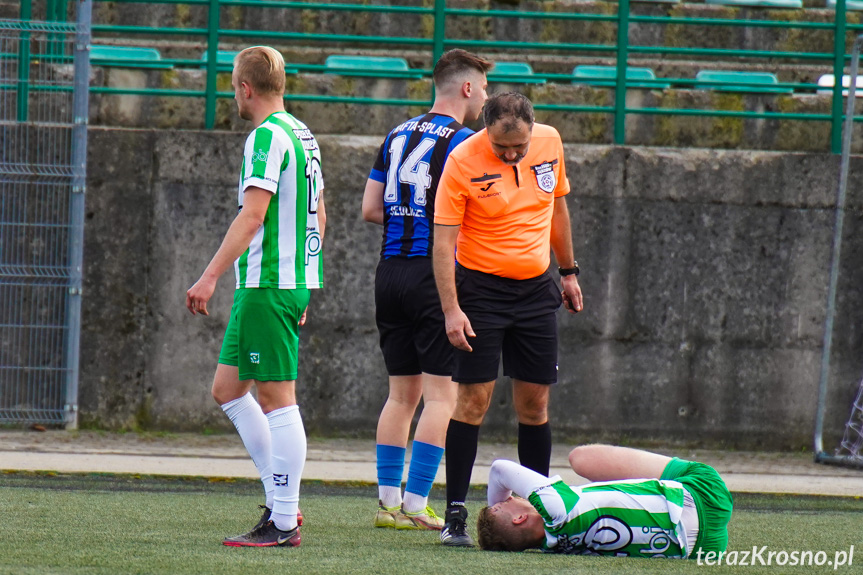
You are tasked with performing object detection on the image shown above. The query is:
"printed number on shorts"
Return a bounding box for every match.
[384,135,435,206]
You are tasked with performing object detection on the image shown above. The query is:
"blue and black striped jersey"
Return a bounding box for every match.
[369,113,473,258]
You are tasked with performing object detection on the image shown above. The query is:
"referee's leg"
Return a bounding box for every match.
[442,380,494,547]
[446,380,495,508]
[513,380,552,477]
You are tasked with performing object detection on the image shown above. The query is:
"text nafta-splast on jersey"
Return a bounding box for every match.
[235,112,324,290]
[369,113,473,259]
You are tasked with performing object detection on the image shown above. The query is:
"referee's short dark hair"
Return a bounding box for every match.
[433,49,493,88]
[483,92,534,131]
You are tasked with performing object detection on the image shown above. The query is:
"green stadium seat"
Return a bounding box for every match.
[705,0,803,7]
[201,50,239,68]
[827,0,863,10]
[324,55,422,79]
[489,62,546,84]
[695,70,792,94]
[632,0,680,3]
[90,45,172,69]
[573,65,669,90]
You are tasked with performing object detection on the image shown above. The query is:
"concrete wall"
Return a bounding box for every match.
[79,127,863,449]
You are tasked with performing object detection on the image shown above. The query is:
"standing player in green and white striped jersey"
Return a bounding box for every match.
[477,444,733,558]
[186,45,325,548]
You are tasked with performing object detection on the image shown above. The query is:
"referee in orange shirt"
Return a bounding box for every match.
[432,92,583,547]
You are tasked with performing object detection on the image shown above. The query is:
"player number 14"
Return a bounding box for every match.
[384,135,434,206]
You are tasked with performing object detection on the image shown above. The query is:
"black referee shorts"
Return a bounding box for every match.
[375,256,453,377]
[454,265,561,385]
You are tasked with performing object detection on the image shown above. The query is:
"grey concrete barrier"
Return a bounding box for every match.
[78,127,863,450]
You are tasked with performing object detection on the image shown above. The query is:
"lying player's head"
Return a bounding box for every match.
[433,49,493,121]
[232,46,286,118]
[477,496,545,552]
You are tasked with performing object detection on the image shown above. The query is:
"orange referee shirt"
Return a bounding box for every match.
[434,123,570,280]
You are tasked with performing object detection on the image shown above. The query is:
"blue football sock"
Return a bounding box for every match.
[404,440,444,513]
[376,444,406,507]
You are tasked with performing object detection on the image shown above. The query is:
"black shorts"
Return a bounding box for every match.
[375,256,453,377]
[453,266,561,385]
[453,265,561,385]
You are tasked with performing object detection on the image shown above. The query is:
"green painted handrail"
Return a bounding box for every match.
[615,0,630,145]
[832,0,850,153]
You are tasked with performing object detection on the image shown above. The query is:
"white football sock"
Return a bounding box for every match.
[267,405,306,531]
[402,491,428,514]
[378,485,402,509]
[221,393,274,508]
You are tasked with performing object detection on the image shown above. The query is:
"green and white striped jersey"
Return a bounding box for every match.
[235,111,324,290]
[530,477,688,558]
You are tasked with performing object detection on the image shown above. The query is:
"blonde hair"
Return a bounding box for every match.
[233,46,286,96]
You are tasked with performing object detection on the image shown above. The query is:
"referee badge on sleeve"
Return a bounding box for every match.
[531,160,558,193]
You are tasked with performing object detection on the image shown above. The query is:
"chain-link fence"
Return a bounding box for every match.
[0,8,90,427]
[837,378,863,460]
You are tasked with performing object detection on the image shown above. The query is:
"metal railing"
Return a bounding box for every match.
[813,34,863,470]
[0,1,91,428]
[15,0,863,151]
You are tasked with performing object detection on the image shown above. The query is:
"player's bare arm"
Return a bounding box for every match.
[185,187,272,316]
[433,223,475,352]
[361,179,385,225]
[549,195,583,313]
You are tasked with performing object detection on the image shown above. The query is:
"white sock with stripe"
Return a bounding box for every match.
[221,393,274,508]
[267,405,306,531]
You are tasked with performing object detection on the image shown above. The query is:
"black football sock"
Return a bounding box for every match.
[518,421,551,477]
[445,419,480,510]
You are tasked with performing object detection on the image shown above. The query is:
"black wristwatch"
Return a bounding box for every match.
[558,262,580,277]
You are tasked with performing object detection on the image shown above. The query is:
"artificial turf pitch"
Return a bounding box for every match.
[1,472,861,575]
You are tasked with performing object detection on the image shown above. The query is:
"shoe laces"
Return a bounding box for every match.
[246,520,274,539]
[447,516,468,536]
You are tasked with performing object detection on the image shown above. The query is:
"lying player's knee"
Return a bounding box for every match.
[568,443,607,474]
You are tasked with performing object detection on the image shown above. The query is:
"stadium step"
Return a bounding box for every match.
[705,0,803,7]
[88,0,849,69]
[80,61,863,152]
[0,2,20,19]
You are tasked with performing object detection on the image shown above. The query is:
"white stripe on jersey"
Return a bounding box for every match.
[575,479,685,522]
[281,113,324,288]
[239,123,289,288]
[234,112,323,289]
[276,115,299,289]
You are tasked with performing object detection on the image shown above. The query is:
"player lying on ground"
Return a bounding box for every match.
[477,444,733,558]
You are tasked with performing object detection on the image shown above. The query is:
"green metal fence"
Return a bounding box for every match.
[14,0,863,151]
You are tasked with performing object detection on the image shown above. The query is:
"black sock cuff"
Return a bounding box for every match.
[448,419,480,441]
[518,421,551,436]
